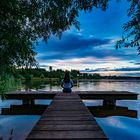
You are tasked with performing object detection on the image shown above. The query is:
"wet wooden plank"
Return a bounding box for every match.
[42,113,93,117]
[40,116,94,121]
[33,124,101,131]
[43,110,90,115]
[27,131,107,140]
[37,120,98,125]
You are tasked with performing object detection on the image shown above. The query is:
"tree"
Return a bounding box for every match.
[0,0,139,70]
[116,0,140,53]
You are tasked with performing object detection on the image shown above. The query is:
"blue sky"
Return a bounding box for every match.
[35,0,140,76]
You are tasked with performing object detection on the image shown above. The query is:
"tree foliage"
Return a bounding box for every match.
[116,0,140,53]
[0,0,139,70]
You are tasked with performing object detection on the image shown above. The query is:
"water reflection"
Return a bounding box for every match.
[40,80,139,94]
[21,79,61,91]
[1,105,48,115]
[88,106,137,118]
[16,80,140,94]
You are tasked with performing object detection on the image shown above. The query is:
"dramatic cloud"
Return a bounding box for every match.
[114,67,140,72]
[134,63,140,65]
[81,67,140,73]
[36,33,111,60]
[36,33,138,62]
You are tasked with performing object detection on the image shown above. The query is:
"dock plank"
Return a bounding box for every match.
[37,120,98,125]
[27,131,107,140]
[40,116,94,121]
[26,93,108,140]
[33,124,101,131]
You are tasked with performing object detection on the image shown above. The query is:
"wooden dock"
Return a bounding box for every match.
[26,93,108,140]
[2,91,138,139]
[5,91,138,107]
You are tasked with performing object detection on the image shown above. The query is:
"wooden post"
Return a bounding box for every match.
[30,99,35,105]
[103,99,116,107]
[22,99,35,105]
[22,99,30,105]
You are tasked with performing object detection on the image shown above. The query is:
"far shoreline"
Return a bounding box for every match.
[21,77,140,82]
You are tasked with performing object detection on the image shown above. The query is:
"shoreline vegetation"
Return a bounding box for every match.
[0,68,140,96]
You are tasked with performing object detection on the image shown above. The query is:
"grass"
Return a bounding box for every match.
[0,75,21,98]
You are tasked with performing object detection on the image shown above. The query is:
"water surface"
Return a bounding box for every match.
[0,80,140,140]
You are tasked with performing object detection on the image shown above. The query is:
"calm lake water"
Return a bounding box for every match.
[0,80,140,140]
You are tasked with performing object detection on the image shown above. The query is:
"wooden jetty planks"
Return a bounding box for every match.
[33,124,101,131]
[26,93,108,140]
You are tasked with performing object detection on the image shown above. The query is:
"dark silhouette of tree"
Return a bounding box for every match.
[0,0,139,70]
[116,0,140,53]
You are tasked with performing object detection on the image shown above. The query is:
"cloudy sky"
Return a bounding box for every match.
[35,1,140,76]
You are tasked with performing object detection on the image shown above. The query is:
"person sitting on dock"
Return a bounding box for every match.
[61,71,73,93]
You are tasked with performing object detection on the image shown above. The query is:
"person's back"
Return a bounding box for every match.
[61,72,73,93]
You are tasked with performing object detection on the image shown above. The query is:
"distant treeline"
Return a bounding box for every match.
[1,67,80,80]
[79,73,140,80]
[15,69,80,80]
[101,75,140,80]
[1,67,140,80]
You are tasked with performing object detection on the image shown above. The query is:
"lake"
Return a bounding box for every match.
[0,80,140,140]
